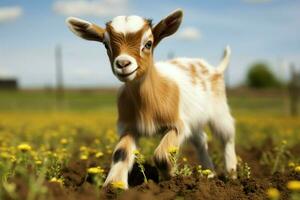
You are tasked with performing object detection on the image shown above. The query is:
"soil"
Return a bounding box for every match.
[4,145,300,200]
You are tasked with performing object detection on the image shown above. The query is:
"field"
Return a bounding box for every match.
[0,89,300,200]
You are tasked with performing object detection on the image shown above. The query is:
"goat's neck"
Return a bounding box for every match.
[125,63,164,107]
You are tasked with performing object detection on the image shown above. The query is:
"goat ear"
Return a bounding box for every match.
[152,9,183,47]
[66,17,105,42]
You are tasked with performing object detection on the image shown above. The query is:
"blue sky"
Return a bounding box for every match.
[0,0,299,88]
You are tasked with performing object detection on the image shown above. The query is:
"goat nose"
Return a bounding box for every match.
[116,59,131,68]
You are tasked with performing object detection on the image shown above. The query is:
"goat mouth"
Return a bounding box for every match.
[116,68,138,78]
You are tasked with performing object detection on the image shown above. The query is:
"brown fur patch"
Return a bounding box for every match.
[196,61,209,75]
[210,73,225,97]
[153,128,180,179]
[170,60,207,90]
[190,64,197,85]
[117,66,180,135]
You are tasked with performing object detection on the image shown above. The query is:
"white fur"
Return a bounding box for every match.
[154,54,237,174]
[155,59,212,137]
[113,54,138,82]
[103,142,136,189]
[217,45,231,73]
[111,15,145,34]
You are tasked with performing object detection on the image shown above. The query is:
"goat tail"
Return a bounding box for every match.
[217,45,231,73]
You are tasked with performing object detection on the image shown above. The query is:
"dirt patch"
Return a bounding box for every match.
[4,145,300,200]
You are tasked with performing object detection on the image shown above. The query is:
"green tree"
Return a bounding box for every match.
[247,62,280,88]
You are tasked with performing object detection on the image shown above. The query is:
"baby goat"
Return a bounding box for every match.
[66,9,237,188]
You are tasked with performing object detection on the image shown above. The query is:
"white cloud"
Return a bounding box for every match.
[0,6,22,23]
[53,0,129,17]
[176,27,201,41]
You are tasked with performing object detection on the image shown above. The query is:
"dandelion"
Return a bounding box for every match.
[35,160,42,165]
[133,149,140,155]
[287,180,300,191]
[111,181,125,189]
[168,146,179,154]
[60,138,68,145]
[168,146,179,176]
[294,166,300,173]
[281,140,287,145]
[95,152,104,158]
[80,154,88,160]
[107,149,112,154]
[17,143,32,152]
[10,155,16,163]
[50,177,63,184]
[266,188,280,200]
[87,167,104,174]
[288,162,296,168]
[202,169,213,177]
[0,152,10,159]
[80,146,87,152]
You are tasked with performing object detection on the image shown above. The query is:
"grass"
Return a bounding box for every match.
[0,89,299,199]
[0,89,299,148]
[0,90,117,112]
[0,89,291,114]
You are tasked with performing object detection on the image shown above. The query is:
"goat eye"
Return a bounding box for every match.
[144,41,152,49]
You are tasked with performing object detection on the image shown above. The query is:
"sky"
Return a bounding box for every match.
[0,0,299,88]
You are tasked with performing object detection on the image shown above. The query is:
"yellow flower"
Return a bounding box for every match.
[80,146,87,152]
[202,169,212,176]
[10,155,16,163]
[17,143,32,152]
[95,152,104,158]
[281,140,287,145]
[294,166,300,173]
[111,181,125,189]
[133,150,140,156]
[107,149,112,154]
[0,152,10,159]
[87,167,104,174]
[80,154,88,160]
[266,188,280,199]
[50,177,63,184]
[168,146,179,154]
[287,180,300,191]
[182,157,187,162]
[288,162,295,168]
[35,160,42,165]
[60,138,68,145]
